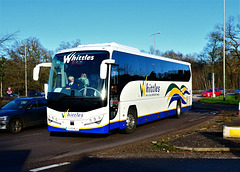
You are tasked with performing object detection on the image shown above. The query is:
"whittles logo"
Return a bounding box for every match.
[62,109,69,118]
[62,109,84,118]
[63,52,94,63]
[165,83,190,107]
[140,76,160,97]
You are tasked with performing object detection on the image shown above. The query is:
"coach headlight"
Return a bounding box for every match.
[48,114,60,124]
[85,114,103,125]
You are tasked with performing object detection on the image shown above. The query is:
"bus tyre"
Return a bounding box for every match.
[176,101,182,118]
[8,118,23,134]
[124,110,137,134]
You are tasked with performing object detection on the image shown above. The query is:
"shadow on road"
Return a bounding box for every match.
[50,156,240,172]
[0,150,30,171]
[49,131,110,138]
[200,131,240,157]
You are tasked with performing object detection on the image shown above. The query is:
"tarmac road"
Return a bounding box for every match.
[30,157,240,172]
[0,102,236,171]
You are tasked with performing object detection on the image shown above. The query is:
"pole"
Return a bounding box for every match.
[149,32,160,55]
[212,73,215,97]
[25,46,27,97]
[154,35,156,55]
[239,99,240,116]
[223,0,226,101]
[1,76,2,97]
[0,57,2,97]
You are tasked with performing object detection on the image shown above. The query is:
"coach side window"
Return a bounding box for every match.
[160,60,171,81]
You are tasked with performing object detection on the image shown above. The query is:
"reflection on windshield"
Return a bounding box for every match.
[2,99,28,110]
[48,51,109,98]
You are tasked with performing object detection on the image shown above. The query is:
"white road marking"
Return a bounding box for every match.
[29,162,70,172]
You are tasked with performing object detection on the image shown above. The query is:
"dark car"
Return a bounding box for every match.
[235,88,240,95]
[0,97,47,133]
[28,92,45,97]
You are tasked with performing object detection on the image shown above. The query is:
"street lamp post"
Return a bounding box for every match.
[0,57,3,97]
[149,32,160,55]
[25,46,27,97]
[223,0,226,101]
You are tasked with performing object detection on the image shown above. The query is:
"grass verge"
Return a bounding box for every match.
[200,95,239,105]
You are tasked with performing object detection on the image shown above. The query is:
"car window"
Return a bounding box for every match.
[26,100,38,109]
[2,99,28,110]
[38,99,47,107]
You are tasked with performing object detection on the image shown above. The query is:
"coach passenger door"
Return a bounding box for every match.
[110,65,119,123]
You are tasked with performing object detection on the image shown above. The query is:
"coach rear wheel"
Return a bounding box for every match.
[176,101,182,118]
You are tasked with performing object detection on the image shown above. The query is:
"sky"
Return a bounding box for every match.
[0,0,239,55]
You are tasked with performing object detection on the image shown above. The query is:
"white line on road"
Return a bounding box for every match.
[29,162,70,172]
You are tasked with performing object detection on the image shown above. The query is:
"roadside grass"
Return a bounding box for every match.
[152,139,177,152]
[200,95,239,105]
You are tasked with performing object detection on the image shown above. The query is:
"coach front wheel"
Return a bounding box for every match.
[124,110,137,134]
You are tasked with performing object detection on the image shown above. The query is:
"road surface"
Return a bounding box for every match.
[0,102,237,171]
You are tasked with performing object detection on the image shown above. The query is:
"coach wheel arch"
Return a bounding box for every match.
[124,105,138,134]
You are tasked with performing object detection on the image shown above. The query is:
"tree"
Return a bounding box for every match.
[161,50,183,60]
[225,17,240,88]
[225,17,240,61]
[213,17,240,89]
[200,16,240,89]
[148,46,161,55]
[0,31,18,56]
[55,39,81,52]
[204,31,222,73]
[4,37,52,95]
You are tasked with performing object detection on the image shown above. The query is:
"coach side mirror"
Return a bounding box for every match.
[33,65,40,81]
[33,63,52,81]
[100,59,115,79]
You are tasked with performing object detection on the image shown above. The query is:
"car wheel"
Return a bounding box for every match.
[8,118,23,134]
[124,109,137,134]
[175,100,181,118]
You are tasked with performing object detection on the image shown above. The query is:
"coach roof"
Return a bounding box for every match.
[57,42,191,66]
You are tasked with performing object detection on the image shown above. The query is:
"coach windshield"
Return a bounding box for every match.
[47,51,109,111]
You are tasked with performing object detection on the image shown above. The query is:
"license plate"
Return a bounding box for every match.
[66,127,79,131]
